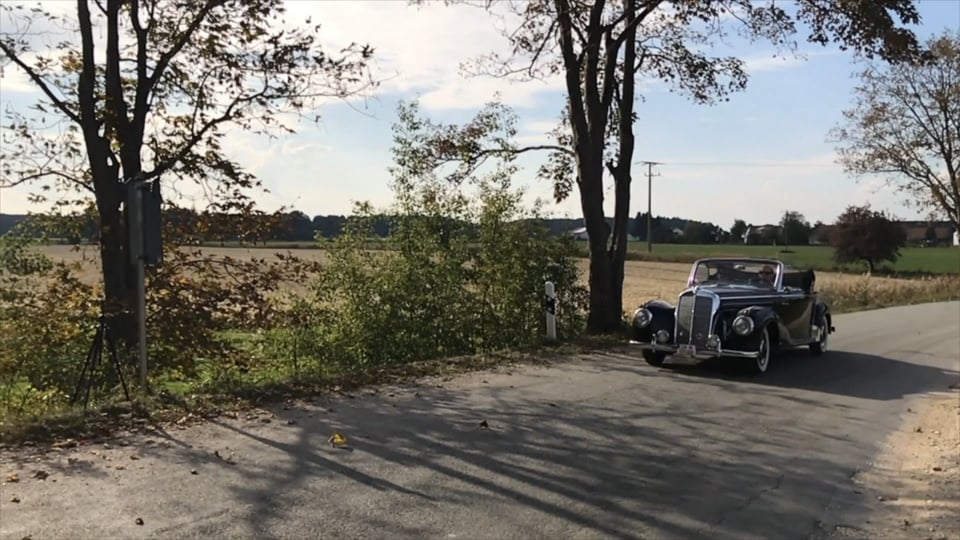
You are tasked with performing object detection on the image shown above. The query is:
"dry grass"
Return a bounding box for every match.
[586,259,960,314]
[36,245,960,314]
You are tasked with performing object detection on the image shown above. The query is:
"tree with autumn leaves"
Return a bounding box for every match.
[831,29,960,232]
[1,0,931,340]
[0,0,375,345]
[420,0,925,332]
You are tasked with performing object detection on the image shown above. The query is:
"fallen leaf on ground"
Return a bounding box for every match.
[214,450,236,465]
[479,420,490,430]
[10,496,20,503]
[329,432,347,447]
[5,473,19,483]
[32,470,48,480]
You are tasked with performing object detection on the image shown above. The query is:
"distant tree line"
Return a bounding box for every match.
[0,208,587,245]
[1,207,952,259]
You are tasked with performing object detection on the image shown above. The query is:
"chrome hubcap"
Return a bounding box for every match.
[757,332,769,372]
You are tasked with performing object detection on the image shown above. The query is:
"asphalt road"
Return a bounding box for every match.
[1,301,958,540]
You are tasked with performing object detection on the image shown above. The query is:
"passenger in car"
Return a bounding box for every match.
[758,265,776,286]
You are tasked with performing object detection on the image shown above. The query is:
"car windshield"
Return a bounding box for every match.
[690,260,778,288]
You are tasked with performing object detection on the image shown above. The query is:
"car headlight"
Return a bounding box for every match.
[633,308,652,328]
[732,315,754,336]
[656,330,670,343]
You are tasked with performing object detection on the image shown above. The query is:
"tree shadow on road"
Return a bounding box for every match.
[178,374,883,540]
[69,345,958,539]
[643,347,960,402]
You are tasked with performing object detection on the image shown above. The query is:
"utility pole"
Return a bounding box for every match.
[637,161,661,253]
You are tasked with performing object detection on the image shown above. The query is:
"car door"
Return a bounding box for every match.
[775,290,815,344]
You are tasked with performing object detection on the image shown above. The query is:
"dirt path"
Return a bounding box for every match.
[843,388,960,540]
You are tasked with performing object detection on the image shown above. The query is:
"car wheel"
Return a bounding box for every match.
[810,314,829,356]
[643,350,667,367]
[746,326,771,375]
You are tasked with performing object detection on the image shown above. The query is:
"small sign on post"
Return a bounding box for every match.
[125,175,162,392]
[544,281,557,342]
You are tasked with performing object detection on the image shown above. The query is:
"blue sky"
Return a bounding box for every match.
[1,0,959,229]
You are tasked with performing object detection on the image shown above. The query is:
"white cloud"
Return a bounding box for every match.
[742,49,840,75]
[0,62,39,93]
[0,0,932,228]
[277,0,569,112]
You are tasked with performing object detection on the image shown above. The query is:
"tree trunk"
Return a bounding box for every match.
[96,181,138,349]
[580,163,623,333]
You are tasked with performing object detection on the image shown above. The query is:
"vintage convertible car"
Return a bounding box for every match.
[629,257,835,374]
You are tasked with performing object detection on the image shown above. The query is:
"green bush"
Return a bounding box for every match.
[257,100,588,373]
[0,238,96,419]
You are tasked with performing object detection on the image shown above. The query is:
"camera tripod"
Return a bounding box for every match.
[71,313,131,409]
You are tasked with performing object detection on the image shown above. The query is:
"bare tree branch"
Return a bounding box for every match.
[1,170,93,192]
[0,42,81,126]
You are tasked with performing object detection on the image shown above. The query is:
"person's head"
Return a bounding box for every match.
[759,264,775,285]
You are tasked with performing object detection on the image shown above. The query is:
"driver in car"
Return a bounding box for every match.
[758,264,776,286]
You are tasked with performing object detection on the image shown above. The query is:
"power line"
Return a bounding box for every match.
[633,160,838,168]
[637,161,661,254]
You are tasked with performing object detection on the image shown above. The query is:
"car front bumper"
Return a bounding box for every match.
[628,339,760,360]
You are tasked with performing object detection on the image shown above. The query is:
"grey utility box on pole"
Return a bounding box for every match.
[125,176,163,389]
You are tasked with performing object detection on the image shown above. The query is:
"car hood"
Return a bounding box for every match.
[692,283,778,298]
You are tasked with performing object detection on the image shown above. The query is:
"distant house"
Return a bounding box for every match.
[567,226,589,241]
[812,220,957,247]
[899,221,955,247]
[809,224,835,245]
[566,221,613,241]
[743,224,781,245]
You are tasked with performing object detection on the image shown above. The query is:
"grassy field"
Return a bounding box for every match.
[619,242,959,275]
[3,243,957,444]
[36,244,960,314]
[102,239,960,275]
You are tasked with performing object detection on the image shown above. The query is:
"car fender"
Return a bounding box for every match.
[814,302,835,333]
[632,300,676,342]
[737,305,778,331]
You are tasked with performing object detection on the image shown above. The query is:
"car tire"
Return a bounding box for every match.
[643,350,667,367]
[810,314,829,356]
[746,326,772,375]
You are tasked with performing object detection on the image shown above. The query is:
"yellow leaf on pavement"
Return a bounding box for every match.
[329,432,347,447]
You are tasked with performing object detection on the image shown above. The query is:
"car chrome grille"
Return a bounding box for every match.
[691,295,713,348]
[676,292,714,347]
[676,294,695,344]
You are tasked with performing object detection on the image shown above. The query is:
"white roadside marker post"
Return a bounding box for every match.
[545,281,557,342]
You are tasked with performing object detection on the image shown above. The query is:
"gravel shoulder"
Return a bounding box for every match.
[0,302,957,540]
[842,388,960,540]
